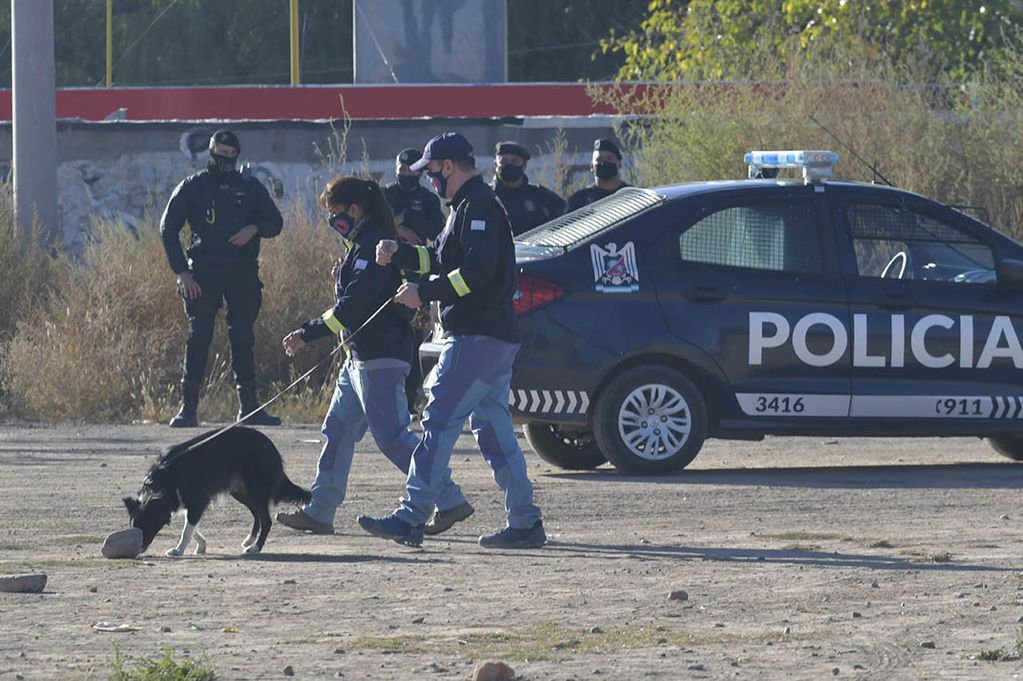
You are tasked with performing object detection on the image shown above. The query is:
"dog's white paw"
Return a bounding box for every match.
[243,544,261,555]
[241,535,256,549]
[193,544,206,556]
[165,548,183,558]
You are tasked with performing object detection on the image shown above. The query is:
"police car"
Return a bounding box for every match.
[495,150,1023,474]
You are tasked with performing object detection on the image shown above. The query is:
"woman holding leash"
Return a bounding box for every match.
[278,176,474,535]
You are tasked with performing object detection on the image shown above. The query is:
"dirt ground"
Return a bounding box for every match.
[2,424,1023,680]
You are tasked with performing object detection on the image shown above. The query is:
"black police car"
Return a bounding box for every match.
[495,150,1023,474]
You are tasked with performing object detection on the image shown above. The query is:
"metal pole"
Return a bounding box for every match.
[106,0,112,86]
[289,0,300,85]
[11,0,59,242]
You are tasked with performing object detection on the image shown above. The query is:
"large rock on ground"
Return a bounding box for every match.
[472,661,515,681]
[0,573,47,593]
[102,528,143,559]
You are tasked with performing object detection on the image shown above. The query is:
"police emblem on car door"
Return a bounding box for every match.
[591,241,639,293]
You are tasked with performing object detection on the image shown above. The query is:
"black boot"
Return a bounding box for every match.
[169,381,200,428]
[237,384,281,426]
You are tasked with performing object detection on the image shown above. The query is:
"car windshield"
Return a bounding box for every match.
[516,187,665,250]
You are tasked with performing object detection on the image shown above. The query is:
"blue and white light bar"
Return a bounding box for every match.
[745,150,839,184]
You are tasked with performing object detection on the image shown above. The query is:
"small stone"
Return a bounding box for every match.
[472,661,515,681]
[1000,514,1010,520]
[783,626,791,634]
[412,616,425,624]
[991,606,998,611]
[0,573,47,593]
[89,586,98,593]
[283,579,296,585]
[589,626,603,634]
[852,612,862,618]
[16,674,24,681]
[669,590,689,602]
[870,580,879,588]
[688,663,705,671]
[920,640,936,649]
[160,626,171,633]
[334,647,346,654]
[283,665,295,676]
[100,462,107,468]
[102,528,143,559]
[1017,616,1023,623]
[832,667,840,675]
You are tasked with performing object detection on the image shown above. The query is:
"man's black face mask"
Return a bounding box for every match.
[594,160,619,180]
[497,165,524,184]
[397,174,420,192]
[209,151,238,174]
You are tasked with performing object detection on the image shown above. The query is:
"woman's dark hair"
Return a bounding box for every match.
[319,176,397,236]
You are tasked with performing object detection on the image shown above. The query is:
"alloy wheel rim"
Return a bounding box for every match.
[617,383,691,461]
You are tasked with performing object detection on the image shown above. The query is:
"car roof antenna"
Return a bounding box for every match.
[809,113,894,187]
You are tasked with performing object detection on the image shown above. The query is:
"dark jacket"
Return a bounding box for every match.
[394,175,519,344]
[384,182,446,242]
[297,218,412,363]
[567,182,632,212]
[160,167,283,274]
[491,175,566,236]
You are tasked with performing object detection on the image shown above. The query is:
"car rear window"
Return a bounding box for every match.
[516,187,665,249]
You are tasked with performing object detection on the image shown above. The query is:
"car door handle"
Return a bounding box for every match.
[682,286,727,303]
[871,293,917,310]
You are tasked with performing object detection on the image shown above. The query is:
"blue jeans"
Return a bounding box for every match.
[303,358,466,524]
[396,335,542,529]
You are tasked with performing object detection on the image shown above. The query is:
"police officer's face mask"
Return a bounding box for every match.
[594,160,619,180]
[427,164,451,198]
[209,151,238,174]
[397,174,420,192]
[497,164,524,184]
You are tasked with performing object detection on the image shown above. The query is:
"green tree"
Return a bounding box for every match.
[603,0,1022,81]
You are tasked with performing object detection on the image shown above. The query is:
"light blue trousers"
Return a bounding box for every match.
[304,358,466,524]
[396,335,542,529]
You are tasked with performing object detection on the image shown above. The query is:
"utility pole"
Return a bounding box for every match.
[106,0,113,86]
[11,0,59,242]
[289,0,300,85]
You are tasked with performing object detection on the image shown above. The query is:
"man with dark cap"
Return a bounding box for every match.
[358,132,546,550]
[490,141,566,236]
[384,147,446,246]
[160,130,284,428]
[567,138,631,212]
[383,147,447,415]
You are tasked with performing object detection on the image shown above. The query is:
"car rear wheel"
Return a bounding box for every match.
[986,436,1023,461]
[594,366,707,475]
[522,423,607,470]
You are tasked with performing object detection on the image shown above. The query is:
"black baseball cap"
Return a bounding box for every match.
[410,132,474,171]
[396,148,422,166]
[210,129,240,152]
[495,141,531,160]
[593,138,622,160]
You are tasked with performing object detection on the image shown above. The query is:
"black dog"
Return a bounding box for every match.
[123,426,311,557]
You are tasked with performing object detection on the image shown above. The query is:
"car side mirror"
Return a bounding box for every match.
[996,258,1023,289]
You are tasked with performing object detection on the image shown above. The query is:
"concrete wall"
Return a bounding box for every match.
[0,117,621,249]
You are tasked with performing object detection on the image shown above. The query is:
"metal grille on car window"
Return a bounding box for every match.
[516,187,665,248]
[679,200,823,273]
[848,204,983,244]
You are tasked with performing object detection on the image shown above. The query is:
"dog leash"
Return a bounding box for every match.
[175,296,398,456]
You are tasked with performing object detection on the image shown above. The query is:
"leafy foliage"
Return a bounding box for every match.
[602,0,1023,81]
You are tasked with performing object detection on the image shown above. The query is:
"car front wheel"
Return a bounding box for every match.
[986,436,1023,461]
[522,423,607,470]
[594,366,707,475]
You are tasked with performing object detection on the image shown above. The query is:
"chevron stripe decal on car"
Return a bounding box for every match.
[511,389,590,415]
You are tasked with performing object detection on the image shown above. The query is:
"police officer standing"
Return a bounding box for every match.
[359,132,546,550]
[384,148,446,245]
[383,147,446,415]
[567,138,631,212]
[490,141,565,236]
[160,130,283,428]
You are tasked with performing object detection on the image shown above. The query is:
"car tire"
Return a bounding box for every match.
[522,423,607,470]
[594,366,707,475]
[985,436,1023,461]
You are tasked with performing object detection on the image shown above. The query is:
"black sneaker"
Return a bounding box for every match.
[423,501,475,535]
[169,411,198,428]
[478,521,547,549]
[357,513,424,548]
